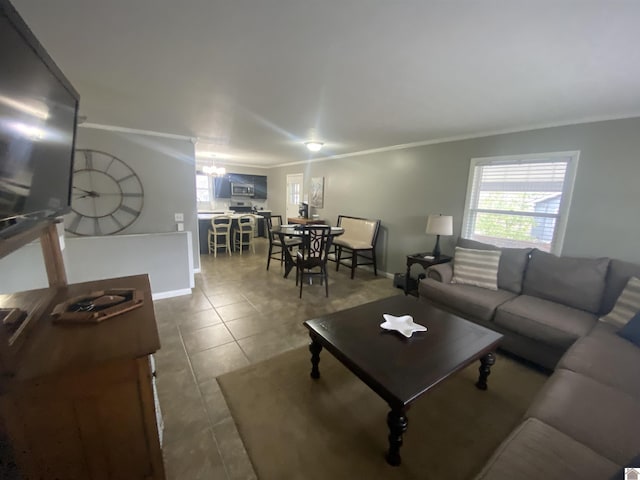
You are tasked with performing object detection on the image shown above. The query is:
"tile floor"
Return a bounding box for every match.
[153,237,401,479]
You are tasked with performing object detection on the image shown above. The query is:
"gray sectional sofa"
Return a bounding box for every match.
[419,238,636,370]
[418,239,640,479]
[475,321,640,479]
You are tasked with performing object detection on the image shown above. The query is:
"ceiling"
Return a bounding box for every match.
[12,0,640,168]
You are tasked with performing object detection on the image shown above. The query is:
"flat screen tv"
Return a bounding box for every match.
[0,0,79,239]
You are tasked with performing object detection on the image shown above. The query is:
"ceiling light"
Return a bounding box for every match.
[305,141,323,152]
[202,165,226,176]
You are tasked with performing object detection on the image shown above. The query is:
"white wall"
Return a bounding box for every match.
[268,117,640,275]
[73,128,200,271]
[64,232,194,298]
[0,231,194,299]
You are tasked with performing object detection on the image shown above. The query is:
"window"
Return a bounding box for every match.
[196,174,211,203]
[288,180,301,205]
[461,152,579,254]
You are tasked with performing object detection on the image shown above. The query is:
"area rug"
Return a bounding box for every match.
[218,346,547,480]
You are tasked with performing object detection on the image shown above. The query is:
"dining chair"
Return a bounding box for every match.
[329,215,381,279]
[266,215,302,270]
[208,216,232,257]
[233,215,256,255]
[295,225,333,298]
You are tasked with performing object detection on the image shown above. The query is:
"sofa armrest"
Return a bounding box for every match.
[427,263,453,283]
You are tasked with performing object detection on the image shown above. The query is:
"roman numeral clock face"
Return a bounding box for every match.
[66,149,144,236]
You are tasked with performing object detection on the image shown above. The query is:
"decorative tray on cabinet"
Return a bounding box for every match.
[51,288,144,324]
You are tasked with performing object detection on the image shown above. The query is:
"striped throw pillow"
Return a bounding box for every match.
[600,276,640,328]
[451,247,501,291]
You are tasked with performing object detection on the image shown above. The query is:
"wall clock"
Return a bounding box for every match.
[66,149,144,236]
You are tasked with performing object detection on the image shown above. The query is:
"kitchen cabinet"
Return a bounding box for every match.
[214,175,231,198]
[214,173,267,199]
[253,175,267,199]
[256,210,271,237]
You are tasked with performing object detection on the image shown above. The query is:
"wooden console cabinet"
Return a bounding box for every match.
[0,274,165,479]
[287,217,326,225]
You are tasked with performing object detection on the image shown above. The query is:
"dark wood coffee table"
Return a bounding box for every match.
[303,295,503,466]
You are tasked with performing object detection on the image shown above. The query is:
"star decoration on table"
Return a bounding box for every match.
[380,314,427,338]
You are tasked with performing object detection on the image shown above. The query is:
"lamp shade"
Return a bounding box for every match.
[425,215,453,236]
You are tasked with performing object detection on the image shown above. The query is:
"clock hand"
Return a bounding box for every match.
[73,191,100,198]
[73,186,94,195]
[77,192,140,198]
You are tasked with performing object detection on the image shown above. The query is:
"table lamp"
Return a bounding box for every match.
[425,214,453,257]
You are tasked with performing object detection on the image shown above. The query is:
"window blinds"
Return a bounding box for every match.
[463,158,571,251]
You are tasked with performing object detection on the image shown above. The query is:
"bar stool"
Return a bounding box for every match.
[233,215,255,255]
[208,216,232,257]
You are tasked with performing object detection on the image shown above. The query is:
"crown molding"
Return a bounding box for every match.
[80,122,195,142]
[271,113,640,168]
[80,113,640,169]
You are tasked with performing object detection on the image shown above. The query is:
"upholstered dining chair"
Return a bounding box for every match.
[233,215,256,255]
[295,225,333,298]
[208,215,232,257]
[266,215,302,270]
[330,215,381,279]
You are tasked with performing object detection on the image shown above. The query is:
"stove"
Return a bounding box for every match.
[229,199,253,213]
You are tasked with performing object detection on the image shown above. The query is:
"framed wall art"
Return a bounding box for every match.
[310,177,324,208]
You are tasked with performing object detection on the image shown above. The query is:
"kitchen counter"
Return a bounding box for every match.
[198,213,267,254]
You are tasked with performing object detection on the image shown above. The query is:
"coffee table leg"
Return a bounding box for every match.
[309,334,322,379]
[385,407,408,466]
[476,352,496,390]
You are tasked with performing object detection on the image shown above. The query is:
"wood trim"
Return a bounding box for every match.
[0,218,53,261]
[136,357,166,479]
[40,222,68,287]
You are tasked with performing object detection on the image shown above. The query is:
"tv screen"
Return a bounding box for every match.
[0,0,79,236]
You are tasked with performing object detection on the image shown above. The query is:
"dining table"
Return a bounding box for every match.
[272,224,344,278]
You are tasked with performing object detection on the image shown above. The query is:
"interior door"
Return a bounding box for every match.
[285,173,303,221]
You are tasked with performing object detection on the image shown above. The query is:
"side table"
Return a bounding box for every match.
[405,253,452,296]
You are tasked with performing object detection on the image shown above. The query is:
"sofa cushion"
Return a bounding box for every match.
[474,418,619,480]
[600,276,640,328]
[522,249,609,314]
[557,322,640,401]
[458,238,532,294]
[426,262,453,283]
[494,295,597,349]
[452,247,501,290]
[617,311,640,347]
[600,259,640,315]
[526,369,640,465]
[419,278,517,322]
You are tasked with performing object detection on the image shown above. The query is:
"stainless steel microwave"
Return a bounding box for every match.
[231,183,255,196]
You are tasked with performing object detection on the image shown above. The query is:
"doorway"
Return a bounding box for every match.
[286,173,303,221]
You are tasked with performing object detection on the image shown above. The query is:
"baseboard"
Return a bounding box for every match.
[152,288,192,300]
[327,258,394,279]
[365,267,393,279]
